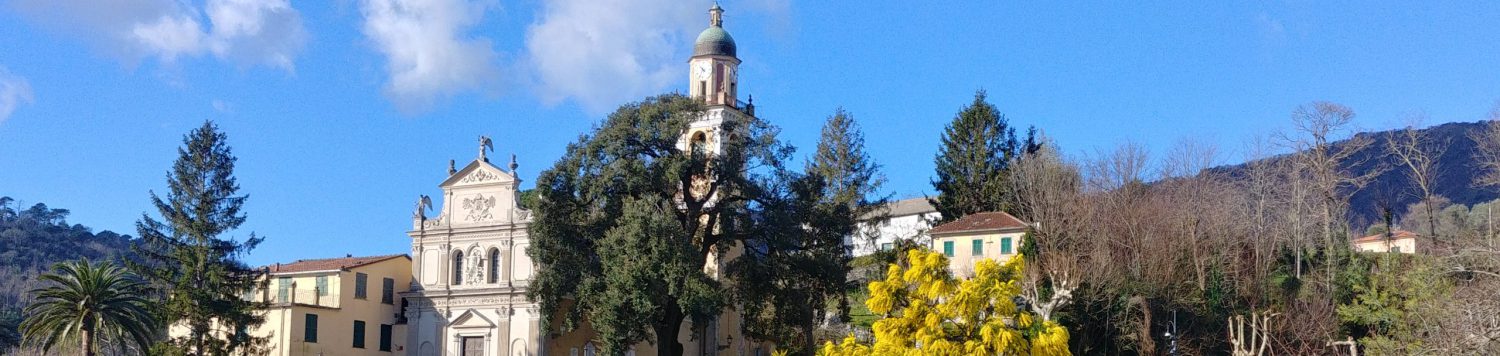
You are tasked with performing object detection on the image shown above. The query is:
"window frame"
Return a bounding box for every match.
[379,324,393,352]
[353,320,366,349]
[304,313,319,343]
[355,272,368,300]
[381,277,395,304]
[315,275,329,297]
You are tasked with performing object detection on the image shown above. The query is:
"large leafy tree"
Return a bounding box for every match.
[528,94,794,356]
[819,249,1070,356]
[733,108,887,354]
[930,90,1038,222]
[20,259,158,356]
[132,121,267,355]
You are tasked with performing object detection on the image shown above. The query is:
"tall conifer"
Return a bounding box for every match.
[930,90,1035,222]
[133,121,266,355]
[737,108,887,354]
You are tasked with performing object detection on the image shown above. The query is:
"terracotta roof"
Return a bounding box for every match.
[861,197,938,220]
[928,211,1029,236]
[264,254,409,274]
[1352,230,1418,243]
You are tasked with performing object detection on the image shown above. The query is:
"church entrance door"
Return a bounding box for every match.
[462,337,484,356]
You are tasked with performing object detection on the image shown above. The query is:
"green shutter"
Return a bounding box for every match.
[277,277,291,303]
[943,241,954,257]
[353,320,366,348]
[304,314,318,343]
[355,273,368,299]
[972,239,983,256]
[316,276,329,297]
[379,324,393,351]
[1001,237,1013,254]
[382,278,395,304]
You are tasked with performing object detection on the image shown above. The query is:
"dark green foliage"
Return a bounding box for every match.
[930,90,1037,222]
[733,108,887,354]
[132,121,267,355]
[527,94,794,356]
[0,197,135,308]
[0,308,19,350]
[20,259,158,355]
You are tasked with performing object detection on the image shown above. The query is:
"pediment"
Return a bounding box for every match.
[448,308,496,329]
[440,159,517,188]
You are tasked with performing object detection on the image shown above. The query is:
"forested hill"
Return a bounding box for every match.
[1215,121,1500,226]
[0,197,136,307]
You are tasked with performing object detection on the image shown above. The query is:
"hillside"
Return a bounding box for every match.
[1215,121,1500,227]
[0,197,136,307]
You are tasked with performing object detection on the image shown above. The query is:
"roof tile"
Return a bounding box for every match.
[928,211,1028,235]
[264,254,409,274]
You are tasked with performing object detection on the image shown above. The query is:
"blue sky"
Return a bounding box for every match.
[2,1,1499,265]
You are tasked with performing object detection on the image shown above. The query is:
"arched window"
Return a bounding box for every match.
[452,251,464,285]
[583,342,596,356]
[488,248,501,283]
[690,132,708,156]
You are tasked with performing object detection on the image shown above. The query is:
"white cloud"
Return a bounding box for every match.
[358,0,501,114]
[0,67,35,124]
[9,0,306,70]
[524,0,705,113]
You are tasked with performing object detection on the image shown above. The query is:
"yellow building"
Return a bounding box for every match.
[250,254,414,355]
[928,212,1030,277]
[1352,230,1421,254]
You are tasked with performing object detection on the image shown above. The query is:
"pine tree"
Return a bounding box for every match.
[132,121,267,355]
[736,108,888,354]
[930,90,1035,223]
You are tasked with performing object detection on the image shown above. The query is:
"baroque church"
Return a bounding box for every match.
[402,5,770,356]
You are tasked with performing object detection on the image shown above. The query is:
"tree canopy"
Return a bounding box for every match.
[820,248,1070,355]
[527,94,798,355]
[931,90,1038,223]
[132,121,267,355]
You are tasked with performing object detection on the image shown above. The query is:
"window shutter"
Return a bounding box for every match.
[382,278,395,304]
[353,320,366,348]
[355,273,368,299]
[304,314,319,343]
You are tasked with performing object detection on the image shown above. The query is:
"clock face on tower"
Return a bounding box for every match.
[694,62,711,80]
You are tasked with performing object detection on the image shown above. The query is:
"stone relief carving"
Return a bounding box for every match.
[459,170,500,184]
[463,195,497,221]
[467,251,484,284]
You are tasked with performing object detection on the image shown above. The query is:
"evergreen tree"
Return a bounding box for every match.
[930,90,1036,223]
[132,121,267,355]
[734,108,887,354]
[527,94,795,356]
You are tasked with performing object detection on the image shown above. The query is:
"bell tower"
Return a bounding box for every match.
[688,4,740,107]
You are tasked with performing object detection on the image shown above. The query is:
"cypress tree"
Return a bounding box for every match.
[930,90,1035,223]
[132,121,267,355]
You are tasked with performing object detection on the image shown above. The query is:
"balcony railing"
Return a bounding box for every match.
[248,287,341,309]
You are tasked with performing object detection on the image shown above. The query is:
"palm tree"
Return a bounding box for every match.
[20,259,158,356]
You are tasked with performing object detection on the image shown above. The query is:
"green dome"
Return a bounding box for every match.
[693,26,736,57]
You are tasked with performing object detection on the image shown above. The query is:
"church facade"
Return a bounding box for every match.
[402,5,772,356]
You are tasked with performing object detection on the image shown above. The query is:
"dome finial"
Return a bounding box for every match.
[709,3,724,27]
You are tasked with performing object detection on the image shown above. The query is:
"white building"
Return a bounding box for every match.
[403,5,772,356]
[403,151,543,356]
[845,197,940,257]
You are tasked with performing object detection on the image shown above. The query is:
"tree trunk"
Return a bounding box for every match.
[804,314,817,356]
[656,309,685,356]
[80,325,95,356]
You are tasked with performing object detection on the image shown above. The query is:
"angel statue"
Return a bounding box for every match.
[414,195,433,220]
[478,135,494,161]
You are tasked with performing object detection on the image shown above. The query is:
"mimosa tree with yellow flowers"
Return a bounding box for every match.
[820,248,1071,356]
